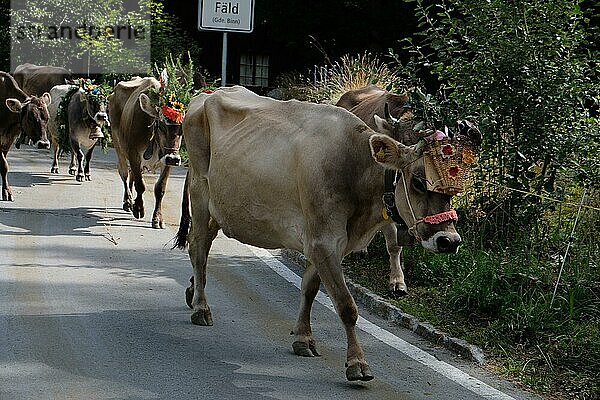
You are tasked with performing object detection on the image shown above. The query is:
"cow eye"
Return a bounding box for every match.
[412,177,427,193]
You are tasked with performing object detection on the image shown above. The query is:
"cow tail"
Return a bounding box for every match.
[174,169,191,250]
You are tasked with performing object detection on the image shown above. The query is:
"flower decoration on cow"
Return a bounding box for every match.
[147,54,209,125]
[405,87,482,195]
[74,78,111,103]
[420,121,481,195]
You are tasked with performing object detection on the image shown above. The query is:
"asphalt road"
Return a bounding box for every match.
[0,146,540,400]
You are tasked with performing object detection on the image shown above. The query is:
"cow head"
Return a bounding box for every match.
[369,121,480,253]
[78,88,110,139]
[5,93,51,149]
[138,93,183,167]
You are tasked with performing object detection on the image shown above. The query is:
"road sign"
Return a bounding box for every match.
[198,0,255,33]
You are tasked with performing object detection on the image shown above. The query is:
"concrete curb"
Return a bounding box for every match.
[280,249,486,365]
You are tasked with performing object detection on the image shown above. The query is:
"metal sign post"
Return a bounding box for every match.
[221,32,228,86]
[198,0,255,87]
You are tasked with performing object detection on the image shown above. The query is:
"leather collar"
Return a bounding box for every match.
[382,169,407,228]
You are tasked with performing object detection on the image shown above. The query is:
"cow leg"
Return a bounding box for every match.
[71,141,86,182]
[51,145,60,174]
[305,236,373,381]
[116,155,132,212]
[381,223,407,296]
[152,165,171,229]
[1,150,12,201]
[68,152,76,176]
[83,143,96,181]
[128,158,145,219]
[187,172,219,326]
[292,262,321,357]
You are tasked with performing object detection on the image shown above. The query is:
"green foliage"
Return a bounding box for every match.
[149,54,197,110]
[345,225,600,398]
[10,0,152,74]
[337,1,599,397]
[400,0,599,210]
[148,1,202,66]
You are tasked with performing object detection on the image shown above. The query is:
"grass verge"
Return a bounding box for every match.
[343,233,599,400]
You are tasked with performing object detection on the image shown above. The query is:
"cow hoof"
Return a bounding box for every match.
[133,205,145,219]
[191,309,213,326]
[76,175,84,182]
[389,285,408,298]
[50,167,59,174]
[85,175,91,181]
[2,190,13,201]
[123,202,132,212]
[185,286,194,309]
[151,219,164,229]
[345,360,374,381]
[292,340,321,357]
[69,169,76,176]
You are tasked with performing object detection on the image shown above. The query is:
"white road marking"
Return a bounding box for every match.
[247,245,516,400]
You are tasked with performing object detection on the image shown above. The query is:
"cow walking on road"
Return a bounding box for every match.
[175,86,480,381]
[108,77,184,229]
[48,82,110,181]
[0,71,51,201]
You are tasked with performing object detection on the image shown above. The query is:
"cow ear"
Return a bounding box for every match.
[41,92,51,105]
[139,93,158,118]
[374,114,393,136]
[369,134,413,169]
[5,98,23,113]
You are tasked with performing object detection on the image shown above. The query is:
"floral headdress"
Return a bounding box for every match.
[421,125,479,195]
[405,87,481,195]
[148,54,197,124]
[74,78,111,103]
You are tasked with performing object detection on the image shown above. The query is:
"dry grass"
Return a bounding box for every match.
[273,52,407,103]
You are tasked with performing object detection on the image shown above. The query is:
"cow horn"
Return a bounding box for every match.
[384,103,399,125]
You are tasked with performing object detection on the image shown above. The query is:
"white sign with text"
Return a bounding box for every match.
[198,0,254,33]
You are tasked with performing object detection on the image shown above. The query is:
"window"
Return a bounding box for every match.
[239,54,269,87]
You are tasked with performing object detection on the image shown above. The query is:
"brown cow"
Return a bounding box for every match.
[13,63,72,96]
[175,86,479,381]
[336,85,422,296]
[13,64,72,149]
[0,71,51,201]
[108,77,183,229]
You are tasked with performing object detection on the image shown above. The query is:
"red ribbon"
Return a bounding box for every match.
[422,209,458,225]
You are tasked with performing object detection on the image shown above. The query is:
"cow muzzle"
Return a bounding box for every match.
[94,112,109,126]
[36,139,51,149]
[422,231,462,254]
[161,153,181,167]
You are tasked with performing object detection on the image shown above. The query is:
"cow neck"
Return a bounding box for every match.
[80,104,97,130]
